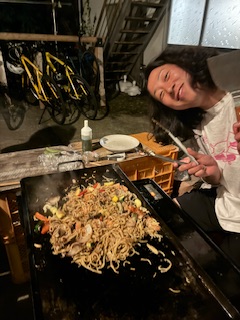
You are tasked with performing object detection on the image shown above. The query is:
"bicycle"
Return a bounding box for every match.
[67,41,109,120]
[7,42,66,125]
[0,84,26,130]
[42,43,98,122]
[78,43,100,97]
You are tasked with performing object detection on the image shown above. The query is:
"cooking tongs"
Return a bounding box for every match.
[139,147,184,165]
[152,119,198,165]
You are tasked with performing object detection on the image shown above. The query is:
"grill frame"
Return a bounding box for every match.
[19,164,240,319]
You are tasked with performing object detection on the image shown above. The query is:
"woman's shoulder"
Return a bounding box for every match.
[206,92,233,115]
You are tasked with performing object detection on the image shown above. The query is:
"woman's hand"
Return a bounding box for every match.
[233,122,240,155]
[174,148,221,185]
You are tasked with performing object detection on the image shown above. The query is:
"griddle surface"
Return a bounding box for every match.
[20,165,239,319]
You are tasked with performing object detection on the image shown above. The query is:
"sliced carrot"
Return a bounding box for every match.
[41,222,50,234]
[128,206,137,213]
[78,189,87,197]
[92,183,99,188]
[34,212,49,222]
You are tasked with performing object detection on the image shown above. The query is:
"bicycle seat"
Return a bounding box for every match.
[6,61,24,75]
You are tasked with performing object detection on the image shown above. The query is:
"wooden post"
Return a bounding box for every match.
[0,50,8,85]
[0,195,27,284]
[34,51,45,109]
[94,38,106,107]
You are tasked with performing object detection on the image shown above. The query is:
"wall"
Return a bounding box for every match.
[82,0,104,36]
[143,12,169,65]
[83,0,240,66]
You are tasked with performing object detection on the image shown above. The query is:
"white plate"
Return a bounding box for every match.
[100,134,139,152]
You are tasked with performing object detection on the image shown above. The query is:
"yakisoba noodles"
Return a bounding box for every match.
[46,181,163,274]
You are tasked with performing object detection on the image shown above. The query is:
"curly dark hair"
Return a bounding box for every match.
[145,45,219,144]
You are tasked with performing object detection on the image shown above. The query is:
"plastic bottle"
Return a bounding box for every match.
[119,75,132,92]
[126,80,141,96]
[81,120,92,152]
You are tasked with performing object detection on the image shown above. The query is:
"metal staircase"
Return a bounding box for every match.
[95,0,171,91]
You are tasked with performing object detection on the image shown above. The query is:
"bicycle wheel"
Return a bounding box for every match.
[2,93,26,130]
[80,50,100,94]
[69,74,98,120]
[94,98,110,120]
[25,88,39,105]
[46,66,81,125]
[41,74,66,125]
[64,98,82,125]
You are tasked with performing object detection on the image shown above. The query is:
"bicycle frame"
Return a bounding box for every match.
[20,54,59,103]
[45,52,87,98]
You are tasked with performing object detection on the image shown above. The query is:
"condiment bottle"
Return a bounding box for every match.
[81,120,92,152]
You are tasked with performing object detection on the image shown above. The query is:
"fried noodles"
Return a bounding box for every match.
[47,182,162,274]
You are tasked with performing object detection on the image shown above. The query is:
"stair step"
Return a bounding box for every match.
[106,67,132,71]
[107,61,132,64]
[111,52,138,55]
[105,70,129,74]
[125,16,157,22]
[120,29,149,34]
[105,78,127,82]
[114,41,143,45]
[131,1,164,8]
[103,0,169,85]
[105,61,132,70]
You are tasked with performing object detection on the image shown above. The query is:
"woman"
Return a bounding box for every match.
[145,45,240,268]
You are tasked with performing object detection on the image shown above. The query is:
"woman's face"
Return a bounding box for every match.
[147,64,201,110]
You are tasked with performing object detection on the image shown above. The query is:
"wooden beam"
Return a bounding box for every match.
[0,32,97,43]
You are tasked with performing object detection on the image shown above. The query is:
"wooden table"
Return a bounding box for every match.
[0,143,144,192]
[0,133,178,192]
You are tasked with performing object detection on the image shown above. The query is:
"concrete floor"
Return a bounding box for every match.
[0,93,150,153]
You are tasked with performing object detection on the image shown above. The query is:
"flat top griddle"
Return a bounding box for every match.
[20,164,240,320]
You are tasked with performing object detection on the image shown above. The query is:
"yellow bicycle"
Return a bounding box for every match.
[7,42,66,125]
[43,46,98,122]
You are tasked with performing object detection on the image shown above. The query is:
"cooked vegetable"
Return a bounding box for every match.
[34,211,50,235]
[44,147,61,154]
[34,221,43,234]
[134,198,142,208]
[41,222,50,234]
[34,212,48,222]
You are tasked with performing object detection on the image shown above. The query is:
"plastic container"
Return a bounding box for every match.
[119,75,132,93]
[0,191,30,284]
[126,80,141,96]
[119,156,176,195]
[81,120,92,152]
[119,133,179,195]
